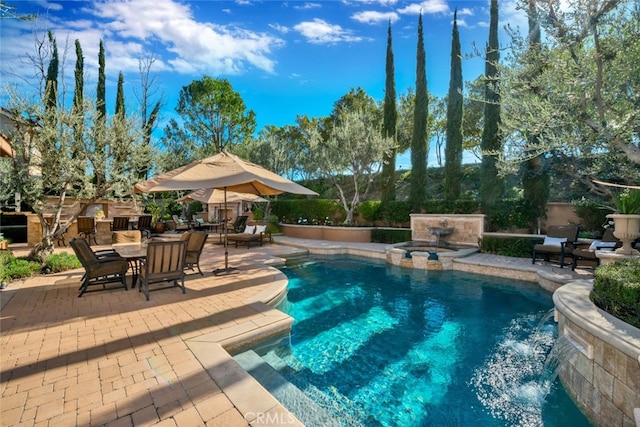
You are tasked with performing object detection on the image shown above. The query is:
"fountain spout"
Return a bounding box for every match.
[429,221,455,248]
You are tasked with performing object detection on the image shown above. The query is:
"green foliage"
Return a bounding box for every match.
[444,10,463,201]
[592,259,640,328]
[478,236,542,258]
[480,0,503,209]
[271,199,343,224]
[372,228,412,244]
[484,198,532,231]
[1,254,41,281]
[357,201,381,222]
[410,13,428,210]
[378,201,411,224]
[145,202,163,223]
[45,253,81,273]
[572,197,610,233]
[421,199,479,215]
[612,189,640,214]
[381,22,398,203]
[187,201,203,217]
[166,201,183,216]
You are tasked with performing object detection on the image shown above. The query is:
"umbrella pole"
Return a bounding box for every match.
[213,187,239,276]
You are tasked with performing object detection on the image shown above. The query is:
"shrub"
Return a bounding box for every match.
[187,201,203,217]
[357,201,381,222]
[485,198,532,231]
[45,253,81,273]
[371,228,412,244]
[592,259,640,328]
[478,236,542,258]
[379,201,412,225]
[4,257,41,281]
[572,197,609,234]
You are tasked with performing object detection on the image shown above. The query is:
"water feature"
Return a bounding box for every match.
[238,255,591,426]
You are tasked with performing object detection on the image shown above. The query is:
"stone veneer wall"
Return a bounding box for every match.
[410,214,485,246]
[553,280,640,426]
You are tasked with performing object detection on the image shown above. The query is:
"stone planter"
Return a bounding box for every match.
[154,222,166,234]
[607,214,640,255]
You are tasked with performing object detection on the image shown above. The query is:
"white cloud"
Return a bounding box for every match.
[458,8,474,17]
[352,10,399,24]
[294,18,363,44]
[293,3,322,10]
[269,23,290,33]
[86,0,283,75]
[397,0,449,15]
[350,0,398,5]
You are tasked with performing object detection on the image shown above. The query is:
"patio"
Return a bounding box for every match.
[0,237,591,426]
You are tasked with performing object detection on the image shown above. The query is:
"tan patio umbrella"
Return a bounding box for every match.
[135,151,318,275]
[176,188,268,204]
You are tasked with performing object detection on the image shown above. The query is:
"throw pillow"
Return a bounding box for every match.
[256,225,267,235]
[543,236,567,246]
[244,225,256,234]
[196,217,205,225]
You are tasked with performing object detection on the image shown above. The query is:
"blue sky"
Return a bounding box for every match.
[1,0,527,168]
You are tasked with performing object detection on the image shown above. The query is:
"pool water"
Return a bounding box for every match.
[254,256,591,426]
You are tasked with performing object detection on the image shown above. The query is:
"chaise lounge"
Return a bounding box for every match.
[227,224,270,248]
[532,225,580,268]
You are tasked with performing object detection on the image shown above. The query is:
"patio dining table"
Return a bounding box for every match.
[112,242,147,288]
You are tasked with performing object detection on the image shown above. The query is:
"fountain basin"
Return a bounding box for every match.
[387,241,478,270]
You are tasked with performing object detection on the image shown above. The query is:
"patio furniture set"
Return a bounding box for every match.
[70,230,209,300]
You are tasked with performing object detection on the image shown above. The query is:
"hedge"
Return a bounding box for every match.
[592,258,640,329]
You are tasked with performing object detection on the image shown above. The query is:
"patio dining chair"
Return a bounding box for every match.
[136,215,154,238]
[139,240,187,301]
[77,216,97,245]
[111,216,130,231]
[184,231,208,275]
[70,238,128,297]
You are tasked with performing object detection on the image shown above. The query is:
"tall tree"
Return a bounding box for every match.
[380,21,398,202]
[498,1,640,195]
[44,31,58,112]
[308,102,395,224]
[5,35,144,260]
[479,0,502,213]
[115,71,125,117]
[444,9,463,201]
[161,76,256,163]
[520,0,550,232]
[94,40,107,187]
[135,54,162,180]
[410,13,428,211]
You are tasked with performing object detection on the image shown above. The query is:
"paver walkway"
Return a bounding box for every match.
[0,236,592,426]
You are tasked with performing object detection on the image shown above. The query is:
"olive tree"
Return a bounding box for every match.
[308,109,395,225]
[498,0,640,187]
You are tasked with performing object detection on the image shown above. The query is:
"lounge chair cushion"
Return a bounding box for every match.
[542,236,566,246]
[588,240,617,251]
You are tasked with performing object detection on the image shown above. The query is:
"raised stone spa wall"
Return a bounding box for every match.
[279,224,373,242]
[410,214,485,246]
[553,281,640,426]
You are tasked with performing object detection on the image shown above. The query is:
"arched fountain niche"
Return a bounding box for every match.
[386,214,484,270]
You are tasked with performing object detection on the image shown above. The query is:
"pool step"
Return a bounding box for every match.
[234,350,340,427]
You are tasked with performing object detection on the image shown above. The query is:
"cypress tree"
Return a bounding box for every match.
[521,0,549,232]
[97,40,106,120]
[44,31,58,112]
[410,13,428,211]
[444,9,463,201]
[381,21,398,202]
[73,39,83,114]
[94,40,107,187]
[115,72,125,118]
[479,0,503,212]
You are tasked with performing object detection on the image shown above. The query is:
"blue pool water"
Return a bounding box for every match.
[251,256,592,426]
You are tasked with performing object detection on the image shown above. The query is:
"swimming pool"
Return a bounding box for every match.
[244,255,591,426]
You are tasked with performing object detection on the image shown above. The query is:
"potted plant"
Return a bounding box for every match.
[94,209,105,220]
[606,189,640,255]
[146,203,165,234]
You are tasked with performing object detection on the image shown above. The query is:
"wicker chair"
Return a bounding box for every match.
[139,240,187,301]
[70,238,128,297]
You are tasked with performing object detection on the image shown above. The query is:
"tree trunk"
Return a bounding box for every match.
[28,237,54,262]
